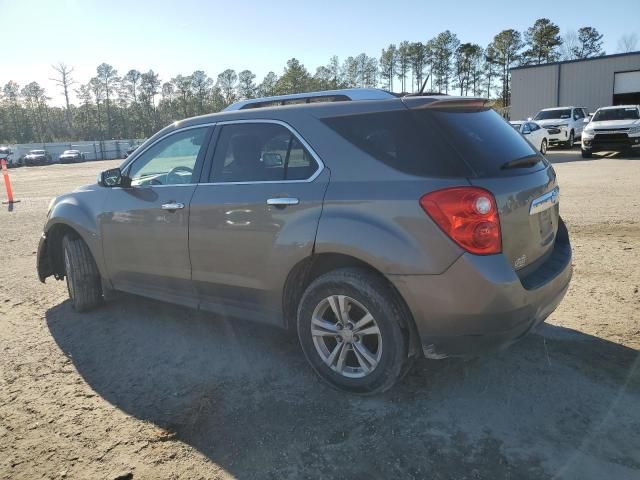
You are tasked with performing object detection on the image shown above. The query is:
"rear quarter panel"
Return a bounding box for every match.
[288,111,466,275]
[316,178,466,275]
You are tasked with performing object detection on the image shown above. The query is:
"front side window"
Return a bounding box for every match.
[211,122,318,182]
[127,127,208,186]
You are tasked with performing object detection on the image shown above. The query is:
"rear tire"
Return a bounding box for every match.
[297,268,411,394]
[62,235,103,312]
[581,149,592,158]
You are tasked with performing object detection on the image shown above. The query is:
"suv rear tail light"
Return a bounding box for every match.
[420,187,501,255]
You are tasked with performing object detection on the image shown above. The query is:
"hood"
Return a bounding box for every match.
[73,183,100,193]
[587,119,640,129]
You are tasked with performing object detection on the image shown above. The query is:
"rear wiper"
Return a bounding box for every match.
[500,156,541,170]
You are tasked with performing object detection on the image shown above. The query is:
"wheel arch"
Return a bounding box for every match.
[282,252,422,357]
[40,217,105,282]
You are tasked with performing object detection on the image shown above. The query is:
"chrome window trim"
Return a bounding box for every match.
[199,118,325,186]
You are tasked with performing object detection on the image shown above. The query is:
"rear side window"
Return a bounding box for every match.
[321,111,469,177]
[211,122,319,182]
[322,108,540,178]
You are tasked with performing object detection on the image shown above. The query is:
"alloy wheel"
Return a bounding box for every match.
[311,295,383,378]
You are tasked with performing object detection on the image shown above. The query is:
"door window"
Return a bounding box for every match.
[127,127,209,186]
[211,122,319,182]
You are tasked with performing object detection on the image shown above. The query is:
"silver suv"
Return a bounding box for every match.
[37,89,572,393]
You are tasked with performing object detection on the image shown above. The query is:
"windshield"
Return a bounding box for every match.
[534,109,572,120]
[592,108,640,122]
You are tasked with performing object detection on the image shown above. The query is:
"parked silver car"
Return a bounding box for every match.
[37,88,572,393]
[24,149,52,166]
[59,150,85,164]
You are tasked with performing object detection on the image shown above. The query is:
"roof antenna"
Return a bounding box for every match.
[418,74,430,95]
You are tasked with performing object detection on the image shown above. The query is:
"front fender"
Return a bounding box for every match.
[39,188,109,281]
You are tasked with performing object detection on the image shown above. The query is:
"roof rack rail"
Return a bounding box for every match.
[223,88,396,111]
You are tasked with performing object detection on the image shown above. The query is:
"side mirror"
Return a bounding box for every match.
[262,152,283,167]
[98,167,127,187]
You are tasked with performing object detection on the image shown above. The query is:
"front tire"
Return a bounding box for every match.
[540,138,548,155]
[581,148,592,158]
[565,130,575,149]
[297,268,411,394]
[63,235,103,312]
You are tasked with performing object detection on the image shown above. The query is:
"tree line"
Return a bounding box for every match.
[1,19,634,144]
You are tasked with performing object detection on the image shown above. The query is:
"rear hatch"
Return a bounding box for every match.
[404,97,559,272]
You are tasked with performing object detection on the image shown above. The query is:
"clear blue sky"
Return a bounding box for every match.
[1,0,638,104]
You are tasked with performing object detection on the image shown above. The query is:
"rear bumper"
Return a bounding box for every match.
[390,223,572,359]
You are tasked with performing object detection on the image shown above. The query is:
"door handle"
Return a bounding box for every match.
[266,197,299,207]
[161,202,185,210]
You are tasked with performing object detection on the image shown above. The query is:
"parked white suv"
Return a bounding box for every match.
[581,105,640,158]
[533,106,590,148]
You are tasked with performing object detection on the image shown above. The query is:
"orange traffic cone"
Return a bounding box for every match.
[1,158,20,204]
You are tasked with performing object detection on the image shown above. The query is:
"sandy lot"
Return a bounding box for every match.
[1,150,639,479]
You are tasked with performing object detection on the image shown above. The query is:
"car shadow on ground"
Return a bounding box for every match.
[546,148,640,164]
[46,296,640,480]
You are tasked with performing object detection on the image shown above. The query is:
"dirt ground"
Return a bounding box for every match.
[1,149,639,480]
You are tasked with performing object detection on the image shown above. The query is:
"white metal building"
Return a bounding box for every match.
[510,51,640,120]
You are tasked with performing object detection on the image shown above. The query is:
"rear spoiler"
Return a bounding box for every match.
[402,96,493,111]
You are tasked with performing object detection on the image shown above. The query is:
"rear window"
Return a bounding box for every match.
[322,108,540,178]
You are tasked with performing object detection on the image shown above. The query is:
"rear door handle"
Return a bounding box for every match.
[266,197,299,207]
[161,202,185,210]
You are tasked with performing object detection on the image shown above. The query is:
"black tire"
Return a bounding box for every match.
[297,268,412,394]
[581,149,592,158]
[540,138,548,155]
[62,235,103,312]
[565,130,575,149]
